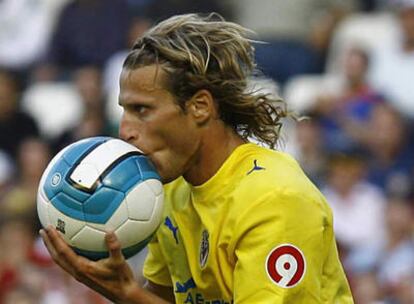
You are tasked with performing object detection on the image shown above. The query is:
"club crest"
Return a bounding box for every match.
[199,229,209,268]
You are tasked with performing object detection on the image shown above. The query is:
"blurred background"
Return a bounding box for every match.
[0,0,413,303]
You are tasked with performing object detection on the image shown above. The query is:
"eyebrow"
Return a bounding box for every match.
[118,95,153,107]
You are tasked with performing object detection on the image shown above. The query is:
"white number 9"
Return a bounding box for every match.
[265,244,306,288]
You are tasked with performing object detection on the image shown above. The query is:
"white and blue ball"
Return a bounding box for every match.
[37,137,164,260]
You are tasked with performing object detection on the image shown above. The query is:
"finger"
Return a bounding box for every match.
[45,226,90,273]
[105,231,125,266]
[44,227,115,280]
[40,228,75,274]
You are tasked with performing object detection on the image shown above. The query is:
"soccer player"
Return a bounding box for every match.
[40,13,354,303]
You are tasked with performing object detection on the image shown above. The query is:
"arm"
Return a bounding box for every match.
[40,226,174,303]
[231,190,353,303]
[142,281,175,302]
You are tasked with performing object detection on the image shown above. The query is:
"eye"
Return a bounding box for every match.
[120,102,152,118]
[132,105,148,114]
[128,104,151,117]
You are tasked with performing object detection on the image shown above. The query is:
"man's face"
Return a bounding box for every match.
[400,7,414,43]
[0,73,17,118]
[118,65,201,183]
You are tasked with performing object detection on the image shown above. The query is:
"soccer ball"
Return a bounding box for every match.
[37,136,164,260]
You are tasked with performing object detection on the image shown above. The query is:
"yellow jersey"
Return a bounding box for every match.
[143,143,354,303]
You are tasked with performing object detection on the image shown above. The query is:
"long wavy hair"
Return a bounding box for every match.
[123,13,288,149]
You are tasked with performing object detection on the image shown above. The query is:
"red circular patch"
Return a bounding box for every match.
[265,244,306,288]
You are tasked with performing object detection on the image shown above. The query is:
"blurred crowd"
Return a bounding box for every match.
[0,0,413,303]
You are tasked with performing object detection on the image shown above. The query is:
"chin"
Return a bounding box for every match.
[159,171,182,184]
[149,156,183,184]
[156,165,183,184]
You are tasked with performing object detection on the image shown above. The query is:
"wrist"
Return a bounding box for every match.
[122,281,142,304]
[121,281,171,304]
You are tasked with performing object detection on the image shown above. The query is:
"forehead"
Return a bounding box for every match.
[119,65,175,106]
[120,65,169,92]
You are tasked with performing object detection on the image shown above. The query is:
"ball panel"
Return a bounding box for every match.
[101,156,143,192]
[105,138,142,155]
[43,156,71,201]
[83,187,125,224]
[72,232,154,261]
[60,179,90,203]
[125,182,155,221]
[121,232,154,259]
[87,197,129,232]
[71,226,106,251]
[115,219,159,248]
[61,137,109,166]
[37,187,51,229]
[145,179,163,196]
[48,203,86,240]
[69,162,100,190]
[135,156,160,180]
[72,247,108,261]
[51,192,84,221]
[69,139,139,190]
[38,143,73,194]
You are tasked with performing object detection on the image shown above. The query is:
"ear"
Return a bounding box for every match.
[186,89,217,124]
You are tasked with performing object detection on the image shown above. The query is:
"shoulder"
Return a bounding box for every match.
[226,144,332,225]
[235,144,324,205]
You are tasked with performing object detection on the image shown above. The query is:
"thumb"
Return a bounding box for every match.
[105,231,125,263]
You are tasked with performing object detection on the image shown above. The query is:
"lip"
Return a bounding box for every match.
[134,146,148,155]
[129,142,149,156]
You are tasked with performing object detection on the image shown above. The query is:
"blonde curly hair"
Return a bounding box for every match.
[123,13,288,148]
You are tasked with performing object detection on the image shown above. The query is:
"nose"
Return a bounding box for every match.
[119,114,137,144]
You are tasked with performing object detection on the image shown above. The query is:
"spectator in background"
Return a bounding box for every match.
[378,196,414,304]
[0,214,39,303]
[0,137,108,302]
[0,137,50,216]
[103,17,152,94]
[347,195,414,303]
[0,70,39,161]
[103,16,152,125]
[361,103,414,196]
[145,0,233,22]
[0,213,109,304]
[311,47,384,152]
[229,0,358,84]
[291,115,328,187]
[36,0,131,80]
[351,271,385,304]
[368,0,414,119]
[0,0,70,77]
[322,151,386,256]
[359,0,399,11]
[52,66,117,153]
[3,284,41,304]
[0,151,15,198]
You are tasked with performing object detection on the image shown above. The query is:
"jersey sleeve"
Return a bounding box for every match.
[142,234,173,287]
[230,188,353,303]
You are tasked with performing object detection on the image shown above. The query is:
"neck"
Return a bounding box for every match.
[183,123,245,186]
[387,232,406,250]
[403,37,414,52]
